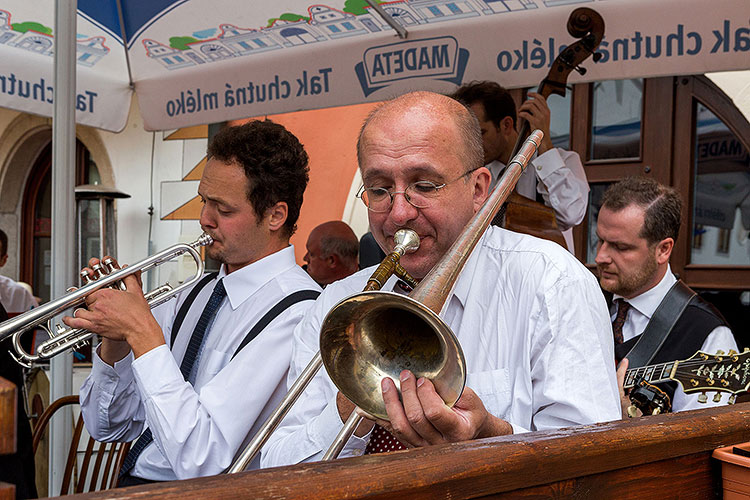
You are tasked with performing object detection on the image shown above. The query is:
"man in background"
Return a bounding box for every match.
[304,221,359,287]
[450,81,589,251]
[0,229,38,316]
[595,177,737,415]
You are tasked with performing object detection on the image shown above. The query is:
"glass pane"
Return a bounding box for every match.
[530,86,571,150]
[590,79,643,160]
[691,103,750,266]
[585,182,613,265]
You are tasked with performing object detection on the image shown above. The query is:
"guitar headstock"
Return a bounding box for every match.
[673,348,750,403]
[540,7,605,98]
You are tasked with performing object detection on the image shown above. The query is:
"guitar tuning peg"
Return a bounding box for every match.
[627,405,639,418]
[744,348,750,353]
[593,52,603,62]
[729,350,738,356]
[698,392,708,404]
[713,393,723,403]
[574,65,587,76]
[729,394,737,405]
[715,350,725,356]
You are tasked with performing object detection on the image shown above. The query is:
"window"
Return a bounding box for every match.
[590,79,643,160]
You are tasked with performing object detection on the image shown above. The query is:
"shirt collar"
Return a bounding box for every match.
[377,231,483,308]
[217,245,298,310]
[613,264,676,320]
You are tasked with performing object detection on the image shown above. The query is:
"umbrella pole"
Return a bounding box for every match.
[50,0,77,494]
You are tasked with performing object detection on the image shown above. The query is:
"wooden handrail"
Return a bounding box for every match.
[59,402,750,499]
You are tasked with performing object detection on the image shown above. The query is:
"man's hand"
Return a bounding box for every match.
[374,370,512,448]
[63,258,164,363]
[616,358,641,419]
[518,92,554,155]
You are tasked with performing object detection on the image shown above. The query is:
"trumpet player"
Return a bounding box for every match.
[261,92,621,467]
[63,121,321,484]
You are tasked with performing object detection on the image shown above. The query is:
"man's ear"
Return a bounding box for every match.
[472,167,492,212]
[0,254,7,268]
[266,201,288,232]
[327,254,339,269]
[499,116,515,136]
[655,237,674,265]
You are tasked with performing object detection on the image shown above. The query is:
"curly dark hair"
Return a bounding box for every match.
[449,80,517,128]
[601,177,682,245]
[207,120,309,237]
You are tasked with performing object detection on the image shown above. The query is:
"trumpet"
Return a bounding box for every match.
[0,233,213,367]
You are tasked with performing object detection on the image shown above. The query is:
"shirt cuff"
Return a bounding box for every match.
[91,342,135,392]
[531,148,564,181]
[310,394,370,457]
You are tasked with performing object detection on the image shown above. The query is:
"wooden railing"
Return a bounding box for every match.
[0,377,17,500]
[57,402,750,500]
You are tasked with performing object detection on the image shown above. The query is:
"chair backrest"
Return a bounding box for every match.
[31,395,131,496]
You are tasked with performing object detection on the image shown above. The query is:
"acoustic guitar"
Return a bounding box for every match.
[503,7,605,249]
[623,348,750,415]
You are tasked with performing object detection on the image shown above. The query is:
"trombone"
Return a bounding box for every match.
[0,233,213,367]
[227,228,420,472]
[228,130,544,471]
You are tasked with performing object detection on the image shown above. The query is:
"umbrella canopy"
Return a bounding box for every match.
[0,0,747,132]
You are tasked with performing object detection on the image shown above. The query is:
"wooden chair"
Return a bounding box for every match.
[31,395,131,495]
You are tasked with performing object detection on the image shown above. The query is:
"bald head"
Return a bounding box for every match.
[304,221,359,286]
[357,91,484,173]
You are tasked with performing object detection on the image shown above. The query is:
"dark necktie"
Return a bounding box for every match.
[364,424,406,454]
[612,298,631,345]
[119,279,227,478]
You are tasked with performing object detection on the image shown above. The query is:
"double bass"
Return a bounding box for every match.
[503,7,605,249]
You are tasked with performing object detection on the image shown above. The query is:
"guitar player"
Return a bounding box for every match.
[450,81,589,252]
[594,177,738,416]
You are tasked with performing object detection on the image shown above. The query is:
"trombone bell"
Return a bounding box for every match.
[320,291,466,420]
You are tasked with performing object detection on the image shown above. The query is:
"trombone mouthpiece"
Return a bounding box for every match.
[393,229,420,255]
[196,233,214,247]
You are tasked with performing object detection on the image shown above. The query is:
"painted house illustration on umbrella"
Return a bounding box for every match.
[0,9,109,67]
[143,0,551,70]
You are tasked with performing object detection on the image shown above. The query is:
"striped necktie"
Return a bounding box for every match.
[119,279,226,478]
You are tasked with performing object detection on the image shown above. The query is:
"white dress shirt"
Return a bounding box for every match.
[261,226,621,468]
[80,246,320,480]
[488,148,589,252]
[612,265,737,412]
[0,275,37,315]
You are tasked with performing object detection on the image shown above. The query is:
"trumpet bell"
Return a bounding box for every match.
[320,290,466,420]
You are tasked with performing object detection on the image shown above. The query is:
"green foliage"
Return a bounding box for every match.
[170,36,199,50]
[11,21,53,35]
[343,0,382,16]
[266,13,310,27]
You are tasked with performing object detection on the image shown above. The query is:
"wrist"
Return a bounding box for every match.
[129,319,166,359]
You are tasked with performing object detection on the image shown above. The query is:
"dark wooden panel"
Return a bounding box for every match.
[0,377,15,456]
[61,403,750,500]
[481,453,719,499]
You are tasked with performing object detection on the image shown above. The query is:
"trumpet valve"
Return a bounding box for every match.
[92,262,107,279]
[80,270,92,285]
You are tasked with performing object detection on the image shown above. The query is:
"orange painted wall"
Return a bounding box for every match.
[231,101,379,264]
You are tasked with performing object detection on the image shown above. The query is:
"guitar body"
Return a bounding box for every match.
[504,191,567,249]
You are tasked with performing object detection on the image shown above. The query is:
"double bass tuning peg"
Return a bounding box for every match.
[574,65,587,76]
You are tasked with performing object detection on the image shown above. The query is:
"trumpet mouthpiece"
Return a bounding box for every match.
[196,233,214,247]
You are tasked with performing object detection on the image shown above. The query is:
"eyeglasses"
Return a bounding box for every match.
[357,168,479,213]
